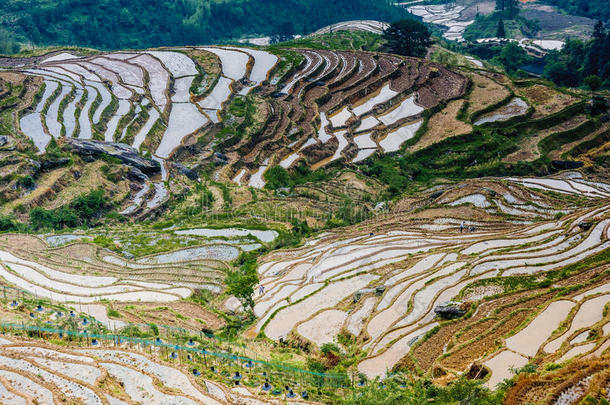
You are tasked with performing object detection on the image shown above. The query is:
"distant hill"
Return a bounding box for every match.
[543,0,610,21]
[0,0,405,52]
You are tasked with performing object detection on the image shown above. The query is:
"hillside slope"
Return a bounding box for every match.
[0,30,609,404]
[0,0,405,51]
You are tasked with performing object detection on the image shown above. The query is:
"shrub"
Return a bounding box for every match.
[0,215,20,232]
[321,342,341,355]
[264,166,291,190]
[264,163,334,190]
[107,308,120,318]
[30,188,110,230]
[17,175,35,189]
[225,253,259,311]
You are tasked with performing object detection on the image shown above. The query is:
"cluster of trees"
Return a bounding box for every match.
[494,42,531,74]
[0,0,405,52]
[382,19,432,58]
[496,0,519,18]
[544,21,610,89]
[0,28,19,54]
[463,0,539,42]
[263,163,331,190]
[29,188,109,230]
[0,188,111,232]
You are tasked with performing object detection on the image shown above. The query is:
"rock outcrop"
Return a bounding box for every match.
[64,138,160,173]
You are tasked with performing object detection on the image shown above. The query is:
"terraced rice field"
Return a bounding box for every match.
[249,175,610,381]
[14,46,279,197]
[2,19,609,405]
[474,97,529,126]
[0,337,276,404]
[309,20,389,36]
[7,45,473,192]
[0,230,245,304]
[406,4,474,41]
[231,46,467,185]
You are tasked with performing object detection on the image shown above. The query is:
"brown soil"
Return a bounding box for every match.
[303,135,338,164]
[466,73,511,117]
[115,301,225,331]
[515,84,580,119]
[0,71,27,85]
[0,72,43,110]
[325,52,377,97]
[414,62,469,109]
[505,359,610,405]
[0,234,47,251]
[408,99,471,153]
[328,51,358,86]
[407,206,502,222]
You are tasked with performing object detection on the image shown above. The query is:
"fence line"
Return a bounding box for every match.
[0,321,348,385]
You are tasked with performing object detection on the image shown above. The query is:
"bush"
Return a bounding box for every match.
[93,235,118,251]
[0,215,21,232]
[339,377,504,404]
[264,163,334,190]
[321,342,341,355]
[71,188,105,219]
[29,188,110,230]
[30,206,79,230]
[17,175,35,189]
[107,308,121,318]
[264,166,291,190]
[225,253,259,311]
[100,164,122,182]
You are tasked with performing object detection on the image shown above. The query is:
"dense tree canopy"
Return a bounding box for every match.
[496,0,519,18]
[0,0,406,52]
[382,19,432,57]
[496,19,506,38]
[543,21,610,89]
[493,41,530,73]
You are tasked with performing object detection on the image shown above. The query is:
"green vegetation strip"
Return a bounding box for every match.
[0,321,348,382]
[538,119,601,156]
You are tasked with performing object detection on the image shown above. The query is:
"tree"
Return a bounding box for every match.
[225,256,259,311]
[583,21,607,77]
[383,19,432,58]
[263,166,291,189]
[496,0,518,17]
[507,0,519,18]
[0,215,19,232]
[584,75,602,98]
[496,18,506,38]
[494,41,529,74]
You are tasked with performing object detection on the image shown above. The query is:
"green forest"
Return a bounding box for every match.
[0,0,405,52]
[544,22,610,88]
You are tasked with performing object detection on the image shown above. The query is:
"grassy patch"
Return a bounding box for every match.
[278,31,384,52]
[463,12,539,41]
